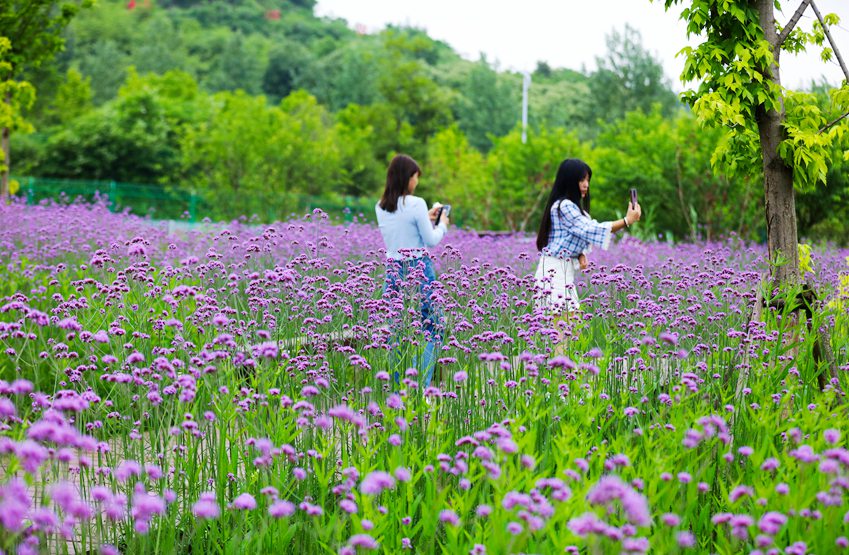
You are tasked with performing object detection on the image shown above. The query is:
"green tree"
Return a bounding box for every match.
[522,65,596,134]
[797,150,849,244]
[453,57,517,151]
[529,78,594,136]
[488,125,590,232]
[593,108,761,240]
[796,85,849,244]
[308,41,381,110]
[333,103,408,197]
[262,39,315,102]
[203,31,268,94]
[63,0,136,103]
[37,68,208,183]
[0,38,36,191]
[180,89,340,219]
[658,0,849,284]
[133,11,188,77]
[277,89,340,196]
[77,40,128,104]
[376,29,455,154]
[0,0,91,197]
[425,125,492,228]
[180,90,284,218]
[44,67,91,124]
[588,24,681,124]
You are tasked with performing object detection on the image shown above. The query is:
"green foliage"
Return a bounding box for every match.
[334,102,409,197]
[62,1,134,103]
[77,40,129,104]
[7,0,845,241]
[796,127,849,244]
[588,25,682,124]
[8,132,46,176]
[659,0,849,193]
[528,78,593,136]
[376,29,455,153]
[0,0,92,191]
[665,0,779,187]
[593,107,762,240]
[38,102,170,182]
[202,32,268,94]
[180,89,341,219]
[307,41,381,110]
[36,68,208,182]
[133,11,191,77]
[277,90,341,195]
[165,0,288,36]
[44,67,91,124]
[261,39,316,102]
[180,89,286,211]
[488,125,589,232]
[0,37,36,173]
[425,125,491,228]
[452,57,517,152]
[0,0,93,76]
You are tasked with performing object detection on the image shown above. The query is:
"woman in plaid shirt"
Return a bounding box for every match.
[534,158,642,315]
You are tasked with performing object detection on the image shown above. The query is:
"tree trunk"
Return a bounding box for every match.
[755,0,799,285]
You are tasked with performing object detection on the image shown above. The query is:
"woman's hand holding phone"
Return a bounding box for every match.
[625,202,642,225]
[431,203,451,227]
[623,188,641,225]
[428,203,442,224]
[436,204,451,226]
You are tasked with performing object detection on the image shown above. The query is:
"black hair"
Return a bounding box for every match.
[379,154,421,213]
[536,158,592,251]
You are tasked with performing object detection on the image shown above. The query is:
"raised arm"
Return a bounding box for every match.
[609,202,641,233]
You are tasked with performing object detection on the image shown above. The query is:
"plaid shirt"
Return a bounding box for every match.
[541,199,612,259]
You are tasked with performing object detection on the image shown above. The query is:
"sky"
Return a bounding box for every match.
[314,0,849,91]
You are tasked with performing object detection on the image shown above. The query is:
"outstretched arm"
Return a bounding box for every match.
[610,202,642,233]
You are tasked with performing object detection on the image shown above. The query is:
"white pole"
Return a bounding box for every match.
[521,71,531,144]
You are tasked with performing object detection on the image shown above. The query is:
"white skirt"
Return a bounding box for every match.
[534,255,581,313]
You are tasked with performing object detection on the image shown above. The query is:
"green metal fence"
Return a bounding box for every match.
[10,176,378,224]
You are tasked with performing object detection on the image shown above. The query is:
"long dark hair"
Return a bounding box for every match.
[379,154,421,213]
[536,158,592,251]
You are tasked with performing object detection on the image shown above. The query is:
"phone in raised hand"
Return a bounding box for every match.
[630,188,638,209]
[435,204,451,225]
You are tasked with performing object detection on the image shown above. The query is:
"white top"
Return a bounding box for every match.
[375,195,447,260]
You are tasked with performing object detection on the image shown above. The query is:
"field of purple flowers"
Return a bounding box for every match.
[1,199,848,554]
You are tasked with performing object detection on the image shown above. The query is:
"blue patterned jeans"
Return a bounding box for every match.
[383,256,444,389]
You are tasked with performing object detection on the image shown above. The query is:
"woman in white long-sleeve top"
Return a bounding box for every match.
[376,154,449,390]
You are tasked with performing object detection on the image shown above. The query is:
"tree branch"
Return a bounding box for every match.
[777,0,813,46]
[818,109,849,134]
[810,0,849,83]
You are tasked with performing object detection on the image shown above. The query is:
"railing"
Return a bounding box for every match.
[9,176,379,224]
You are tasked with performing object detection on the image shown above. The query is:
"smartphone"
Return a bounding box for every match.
[630,188,638,209]
[435,204,451,225]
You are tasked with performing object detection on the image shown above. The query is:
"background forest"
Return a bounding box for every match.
[9,0,849,242]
